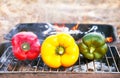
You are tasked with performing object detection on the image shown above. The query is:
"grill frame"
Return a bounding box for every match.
[0,23,120,78]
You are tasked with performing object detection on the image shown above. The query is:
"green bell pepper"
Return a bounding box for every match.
[78,32,108,60]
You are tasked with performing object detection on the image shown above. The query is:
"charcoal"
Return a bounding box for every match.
[87,68,94,72]
[7,60,19,71]
[7,64,13,71]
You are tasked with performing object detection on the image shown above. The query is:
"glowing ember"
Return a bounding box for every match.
[105,37,113,43]
[71,23,79,30]
[51,23,83,36]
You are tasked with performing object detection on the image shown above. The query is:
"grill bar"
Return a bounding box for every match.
[35,57,40,71]
[100,60,103,72]
[78,55,81,72]
[0,46,12,68]
[93,60,96,72]
[114,46,120,57]
[108,46,119,72]
[105,54,110,72]
[0,45,120,73]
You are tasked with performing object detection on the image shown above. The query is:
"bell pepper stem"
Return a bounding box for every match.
[21,42,30,52]
[56,46,65,55]
[90,47,95,53]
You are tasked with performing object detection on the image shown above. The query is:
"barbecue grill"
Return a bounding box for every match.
[0,23,120,78]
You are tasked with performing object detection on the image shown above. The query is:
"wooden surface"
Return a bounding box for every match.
[0,72,120,78]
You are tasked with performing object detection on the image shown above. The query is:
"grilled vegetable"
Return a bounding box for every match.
[11,32,40,60]
[41,33,79,68]
[78,32,108,60]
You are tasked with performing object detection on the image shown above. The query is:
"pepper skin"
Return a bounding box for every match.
[78,32,108,60]
[41,33,79,68]
[11,32,40,60]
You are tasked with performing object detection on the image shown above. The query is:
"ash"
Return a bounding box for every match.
[66,61,116,72]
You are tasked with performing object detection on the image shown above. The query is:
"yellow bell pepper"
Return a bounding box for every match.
[41,33,79,68]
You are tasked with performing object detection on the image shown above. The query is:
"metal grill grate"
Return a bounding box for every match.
[0,45,120,73]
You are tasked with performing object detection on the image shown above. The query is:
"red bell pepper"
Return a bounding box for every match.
[11,32,40,60]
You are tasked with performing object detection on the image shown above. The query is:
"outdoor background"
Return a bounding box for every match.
[0,0,120,43]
